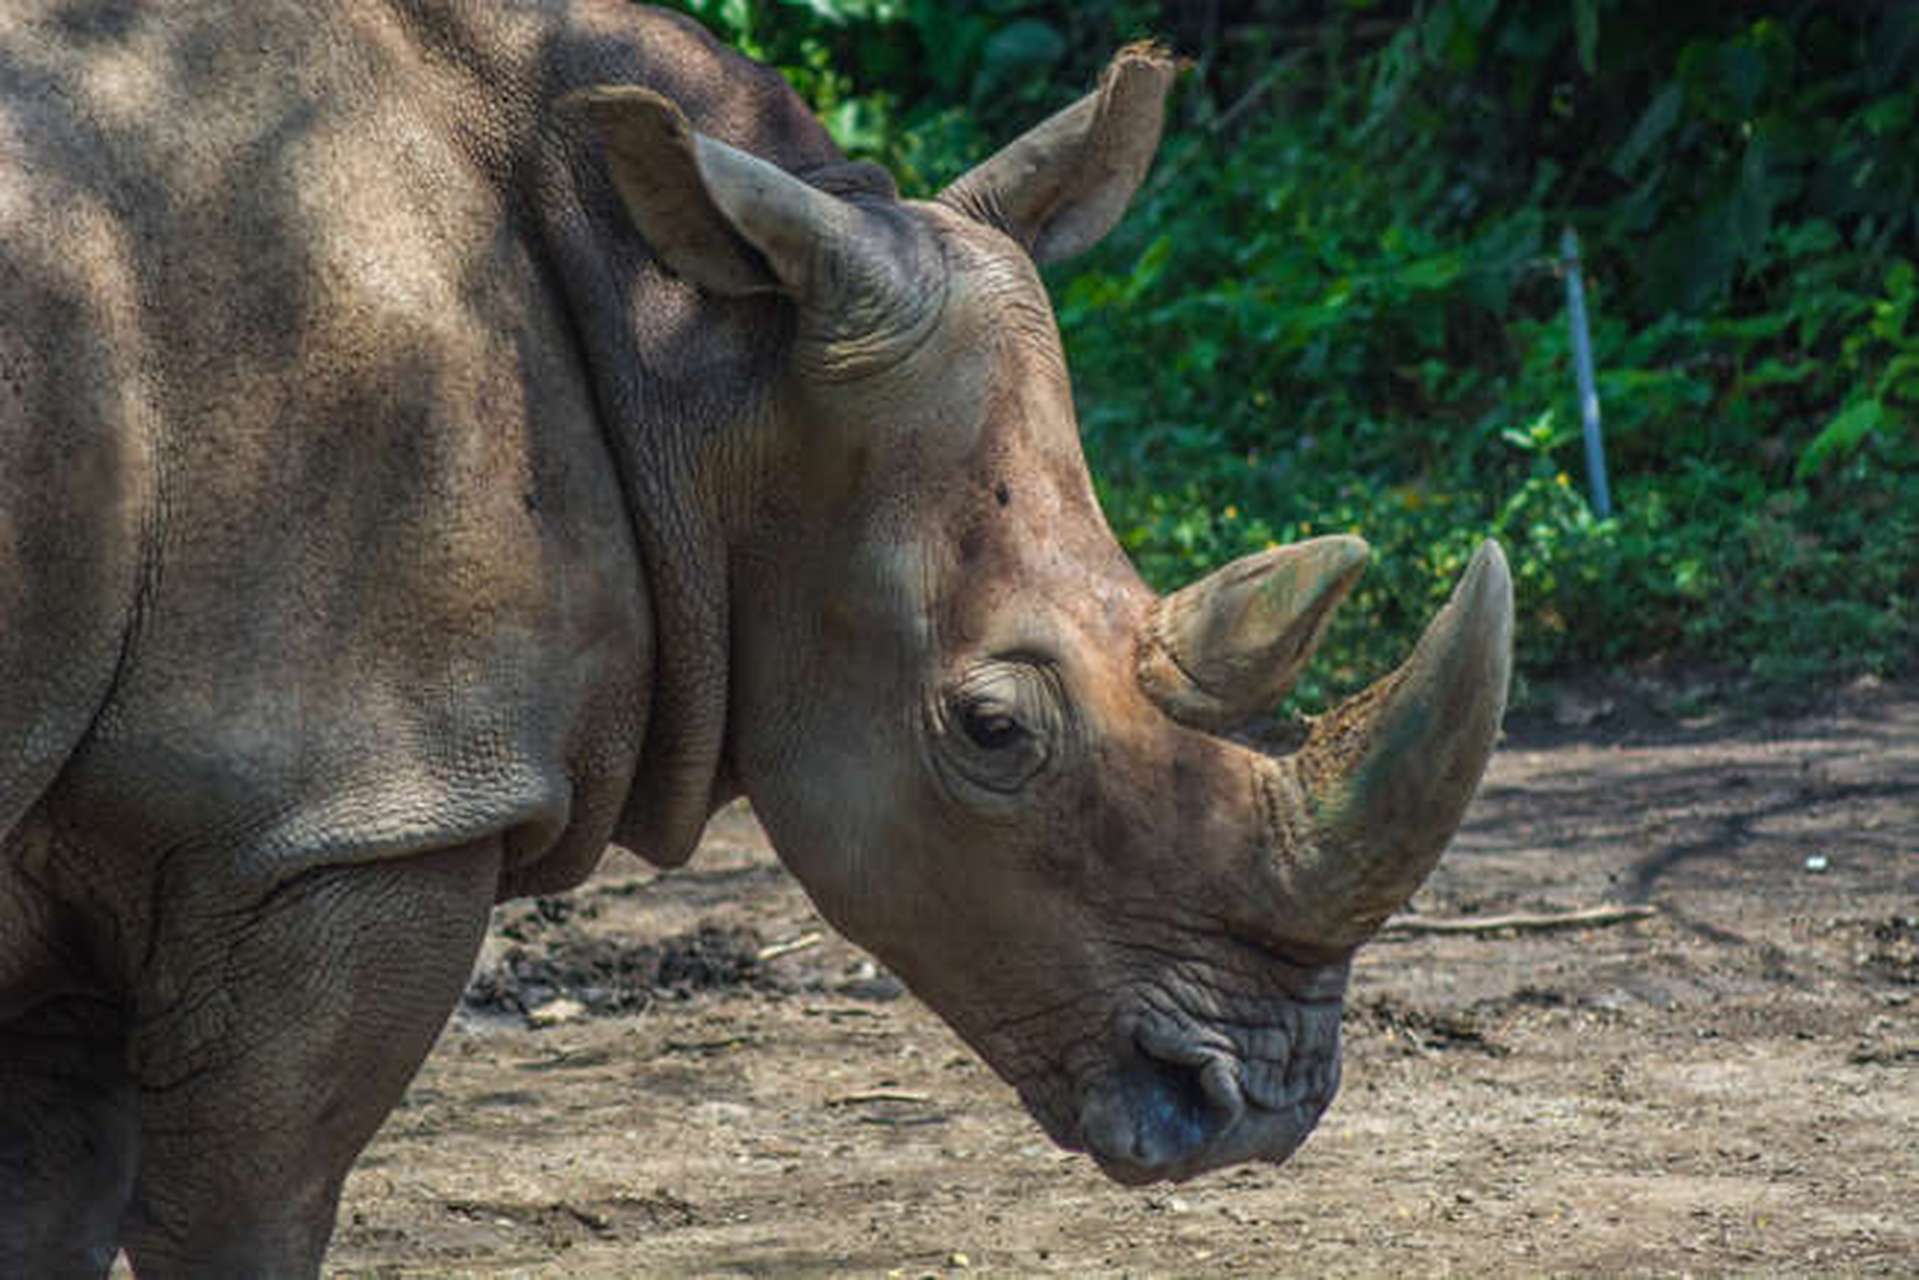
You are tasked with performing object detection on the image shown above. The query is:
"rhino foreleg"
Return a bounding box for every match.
[119,840,501,1278]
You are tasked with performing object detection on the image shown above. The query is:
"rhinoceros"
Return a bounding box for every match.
[0,2,1510,1273]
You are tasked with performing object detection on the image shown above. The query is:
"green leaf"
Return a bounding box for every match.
[1874,352,1919,400]
[1729,138,1776,260]
[1457,0,1500,30]
[1741,358,1817,389]
[979,19,1064,77]
[1718,40,1767,115]
[1862,92,1916,137]
[1612,83,1682,177]
[1397,252,1463,291]
[1796,397,1888,478]
[1573,0,1599,76]
[1777,219,1839,259]
[783,0,854,26]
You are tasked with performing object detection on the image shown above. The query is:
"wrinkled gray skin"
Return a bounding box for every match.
[0,2,1512,1274]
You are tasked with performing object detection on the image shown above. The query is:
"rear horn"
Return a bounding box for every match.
[1138,535,1370,733]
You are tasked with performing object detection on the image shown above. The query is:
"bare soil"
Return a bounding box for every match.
[329,677,1918,1277]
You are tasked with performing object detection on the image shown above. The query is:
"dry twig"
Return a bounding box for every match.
[1378,904,1657,938]
[756,931,823,962]
[826,1090,931,1108]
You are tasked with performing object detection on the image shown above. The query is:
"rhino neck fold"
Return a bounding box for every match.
[516,9,848,865]
[529,147,786,870]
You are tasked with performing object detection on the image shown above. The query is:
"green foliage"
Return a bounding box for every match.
[658,1,1154,191]
[1056,2,1917,703]
[653,1,1918,705]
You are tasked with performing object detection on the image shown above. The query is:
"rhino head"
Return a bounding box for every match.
[575,47,1510,1184]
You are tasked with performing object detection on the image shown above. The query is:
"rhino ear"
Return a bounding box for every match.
[937,43,1176,264]
[566,85,856,299]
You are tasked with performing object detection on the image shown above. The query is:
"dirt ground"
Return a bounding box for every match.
[327,677,1918,1277]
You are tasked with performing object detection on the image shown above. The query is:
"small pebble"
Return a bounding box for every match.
[526,997,586,1028]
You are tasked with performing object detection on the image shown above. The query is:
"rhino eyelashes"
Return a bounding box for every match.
[935,658,1063,797]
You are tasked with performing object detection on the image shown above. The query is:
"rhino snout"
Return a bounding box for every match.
[1041,999,1344,1185]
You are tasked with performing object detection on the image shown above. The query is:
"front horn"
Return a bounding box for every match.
[1259,540,1514,948]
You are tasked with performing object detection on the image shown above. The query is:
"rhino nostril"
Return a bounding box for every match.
[1127,1053,1214,1162]
[1122,1035,1243,1166]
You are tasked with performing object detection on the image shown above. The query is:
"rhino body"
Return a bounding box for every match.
[0,2,1511,1273]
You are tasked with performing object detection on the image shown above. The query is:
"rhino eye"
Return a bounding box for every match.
[959,703,1026,751]
[938,660,1059,797]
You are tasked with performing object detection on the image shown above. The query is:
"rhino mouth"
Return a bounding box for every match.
[1015,997,1344,1185]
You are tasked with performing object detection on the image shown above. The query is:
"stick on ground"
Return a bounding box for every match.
[1378,904,1657,938]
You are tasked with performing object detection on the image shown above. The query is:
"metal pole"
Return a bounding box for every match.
[1560,226,1613,518]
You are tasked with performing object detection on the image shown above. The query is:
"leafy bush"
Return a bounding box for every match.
[656,1,1918,705]
[660,2,1152,188]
